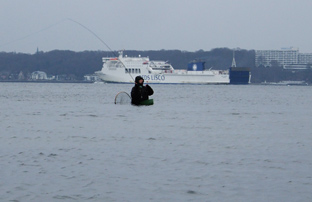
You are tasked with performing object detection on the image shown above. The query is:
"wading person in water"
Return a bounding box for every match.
[131,76,154,105]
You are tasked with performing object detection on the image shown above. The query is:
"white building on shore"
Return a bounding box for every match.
[31,71,48,80]
[255,47,312,67]
[84,74,99,82]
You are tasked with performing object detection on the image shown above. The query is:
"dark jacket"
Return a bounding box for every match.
[131,83,154,105]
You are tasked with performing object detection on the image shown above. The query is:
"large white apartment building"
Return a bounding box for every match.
[255,47,312,67]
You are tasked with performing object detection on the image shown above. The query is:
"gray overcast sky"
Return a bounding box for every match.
[1,0,312,53]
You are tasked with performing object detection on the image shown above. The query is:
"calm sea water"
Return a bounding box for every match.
[1,82,311,201]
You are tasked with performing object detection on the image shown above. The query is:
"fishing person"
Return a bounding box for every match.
[131,76,154,105]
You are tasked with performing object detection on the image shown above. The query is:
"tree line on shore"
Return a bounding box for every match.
[0,48,311,83]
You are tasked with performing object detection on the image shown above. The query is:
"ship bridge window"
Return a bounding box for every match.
[125,68,141,74]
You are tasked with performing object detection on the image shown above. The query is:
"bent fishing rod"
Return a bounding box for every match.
[67,18,135,82]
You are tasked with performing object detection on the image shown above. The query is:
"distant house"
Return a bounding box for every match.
[84,74,99,82]
[31,71,48,80]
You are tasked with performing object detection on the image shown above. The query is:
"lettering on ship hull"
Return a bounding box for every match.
[142,75,166,81]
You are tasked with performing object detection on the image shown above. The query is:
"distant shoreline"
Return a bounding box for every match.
[0,80,94,84]
[0,80,310,86]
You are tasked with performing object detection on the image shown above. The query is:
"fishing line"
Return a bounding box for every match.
[0,19,67,48]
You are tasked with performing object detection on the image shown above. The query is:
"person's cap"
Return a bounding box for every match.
[135,76,144,83]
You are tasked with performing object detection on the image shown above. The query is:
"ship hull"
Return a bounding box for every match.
[96,71,229,84]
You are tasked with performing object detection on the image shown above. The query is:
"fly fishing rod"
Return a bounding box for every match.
[67,18,135,82]
[68,19,139,105]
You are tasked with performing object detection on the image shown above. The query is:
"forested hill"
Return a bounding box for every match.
[0,48,254,79]
[0,50,104,79]
[1,48,311,83]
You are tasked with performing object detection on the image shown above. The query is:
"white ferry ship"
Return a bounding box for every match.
[95,51,230,84]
